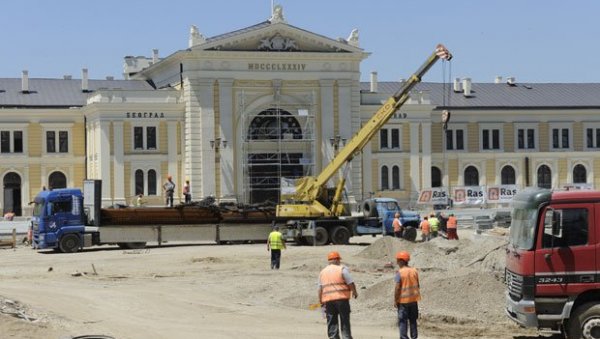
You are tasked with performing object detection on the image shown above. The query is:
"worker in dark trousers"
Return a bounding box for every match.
[319,251,358,339]
[395,251,421,339]
[267,225,286,269]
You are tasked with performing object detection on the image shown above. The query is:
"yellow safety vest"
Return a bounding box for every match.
[268,231,284,250]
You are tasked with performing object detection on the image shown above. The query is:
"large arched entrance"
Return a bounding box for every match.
[3,172,22,216]
[247,108,306,204]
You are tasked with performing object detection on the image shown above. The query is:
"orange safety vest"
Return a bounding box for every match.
[420,220,430,235]
[447,216,457,229]
[396,266,421,304]
[393,218,402,232]
[319,265,352,303]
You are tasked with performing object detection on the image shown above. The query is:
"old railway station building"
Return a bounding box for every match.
[1,6,600,215]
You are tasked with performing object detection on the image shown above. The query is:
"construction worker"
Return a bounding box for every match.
[267,225,286,269]
[419,216,430,242]
[183,180,191,204]
[428,214,439,238]
[318,251,358,339]
[394,251,421,339]
[163,175,175,207]
[393,212,403,239]
[446,213,459,240]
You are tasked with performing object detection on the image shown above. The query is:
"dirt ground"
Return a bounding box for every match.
[0,230,556,339]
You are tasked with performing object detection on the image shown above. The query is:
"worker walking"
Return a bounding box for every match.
[267,225,286,269]
[394,251,421,339]
[419,216,430,242]
[163,175,175,207]
[446,213,459,240]
[318,251,358,339]
[393,212,403,239]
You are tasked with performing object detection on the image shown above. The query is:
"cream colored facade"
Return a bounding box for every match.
[1,6,600,216]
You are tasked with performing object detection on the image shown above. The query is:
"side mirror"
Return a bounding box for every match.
[544,208,563,237]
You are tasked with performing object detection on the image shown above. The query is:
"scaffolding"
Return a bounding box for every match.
[239,89,316,204]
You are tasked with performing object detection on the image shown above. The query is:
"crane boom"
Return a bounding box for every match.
[277,44,452,218]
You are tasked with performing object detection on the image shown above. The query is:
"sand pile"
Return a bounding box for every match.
[354,234,510,325]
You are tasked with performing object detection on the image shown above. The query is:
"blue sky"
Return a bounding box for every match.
[1,0,597,83]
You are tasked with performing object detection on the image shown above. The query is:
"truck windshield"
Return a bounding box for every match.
[508,208,538,250]
[32,201,45,217]
[381,201,400,211]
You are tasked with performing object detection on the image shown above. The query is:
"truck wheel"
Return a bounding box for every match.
[402,227,417,242]
[59,234,80,253]
[568,302,600,339]
[306,227,329,246]
[362,200,378,218]
[331,226,351,245]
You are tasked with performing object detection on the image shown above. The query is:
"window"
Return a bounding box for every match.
[482,129,500,150]
[517,128,536,149]
[133,126,158,150]
[148,170,157,195]
[445,127,465,150]
[0,130,24,153]
[46,130,69,153]
[431,167,442,187]
[542,208,588,248]
[573,164,587,183]
[379,128,401,150]
[464,166,479,186]
[380,129,388,149]
[48,171,67,190]
[135,170,144,195]
[392,166,400,189]
[134,169,158,196]
[537,165,552,189]
[381,166,389,190]
[501,166,516,185]
[584,125,600,150]
[550,125,571,150]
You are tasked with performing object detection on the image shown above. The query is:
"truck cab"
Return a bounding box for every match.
[32,189,87,252]
[356,198,420,240]
[506,188,600,338]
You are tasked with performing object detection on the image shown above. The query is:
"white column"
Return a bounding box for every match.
[218,78,235,200]
[409,122,420,193]
[319,79,335,175]
[421,122,432,189]
[112,121,125,204]
[167,121,178,202]
[98,121,111,205]
[338,80,354,197]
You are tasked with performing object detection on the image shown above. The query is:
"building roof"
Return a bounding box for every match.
[0,78,153,108]
[361,82,600,109]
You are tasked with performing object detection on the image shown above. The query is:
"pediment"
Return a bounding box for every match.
[192,22,363,54]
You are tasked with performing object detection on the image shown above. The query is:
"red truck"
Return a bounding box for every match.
[506,188,600,338]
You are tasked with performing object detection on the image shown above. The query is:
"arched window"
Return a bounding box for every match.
[135,170,144,195]
[501,166,516,185]
[392,166,400,189]
[248,109,302,140]
[431,167,442,188]
[464,166,479,186]
[148,170,157,195]
[381,166,389,190]
[537,165,552,189]
[48,171,67,190]
[3,172,22,216]
[573,164,587,184]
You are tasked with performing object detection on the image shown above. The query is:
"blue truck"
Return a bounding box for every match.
[283,197,420,246]
[31,181,275,253]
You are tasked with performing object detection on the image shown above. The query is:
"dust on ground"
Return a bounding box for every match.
[0,230,552,339]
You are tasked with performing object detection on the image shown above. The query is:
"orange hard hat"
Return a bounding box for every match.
[396,251,410,262]
[327,251,341,261]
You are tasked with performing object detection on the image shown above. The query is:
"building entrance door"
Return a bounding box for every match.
[248,153,304,204]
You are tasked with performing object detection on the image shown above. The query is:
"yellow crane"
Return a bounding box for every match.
[277,44,452,219]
